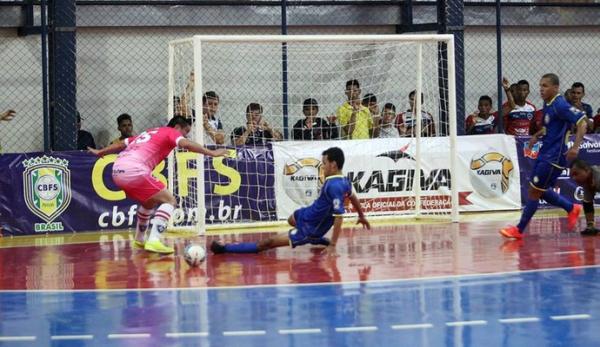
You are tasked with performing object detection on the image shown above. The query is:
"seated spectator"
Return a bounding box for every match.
[292,98,338,140]
[564,88,573,104]
[378,103,400,138]
[465,95,497,135]
[110,113,134,145]
[336,79,372,139]
[593,108,600,133]
[570,82,594,133]
[396,90,435,137]
[202,91,225,145]
[231,103,283,146]
[362,93,382,138]
[501,77,536,136]
[77,112,96,150]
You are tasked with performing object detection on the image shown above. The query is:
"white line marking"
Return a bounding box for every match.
[4,264,600,293]
[550,314,591,321]
[446,320,487,327]
[107,333,151,339]
[391,323,434,330]
[165,332,209,338]
[335,326,378,332]
[555,251,584,255]
[278,328,321,335]
[499,317,540,324]
[0,336,36,342]
[51,335,94,340]
[223,330,266,336]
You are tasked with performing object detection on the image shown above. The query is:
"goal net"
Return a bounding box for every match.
[167,35,457,234]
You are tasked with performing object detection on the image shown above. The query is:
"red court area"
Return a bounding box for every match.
[1,213,599,291]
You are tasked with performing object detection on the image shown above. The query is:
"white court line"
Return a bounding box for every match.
[278,328,321,335]
[550,314,591,321]
[51,335,94,340]
[0,336,36,342]
[499,317,540,324]
[446,320,487,327]
[165,332,209,338]
[223,330,266,336]
[5,264,600,293]
[335,326,378,333]
[555,251,584,255]
[108,333,151,339]
[391,323,434,330]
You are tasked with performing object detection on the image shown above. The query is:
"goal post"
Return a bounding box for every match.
[167,34,458,234]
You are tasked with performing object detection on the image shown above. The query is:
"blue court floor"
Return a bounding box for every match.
[1,266,599,347]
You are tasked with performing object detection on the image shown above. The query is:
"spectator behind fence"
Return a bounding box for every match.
[292,98,338,140]
[501,77,536,136]
[466,95,497,135]
[77,112,96,150]
[378,103,400,138]
[362,93,382,138]
[202,91,225,145]
[110,113,134,145]
[396,90,435,137]
[0,109,16,153]
[336,79,372,139]
[231,103,283,146]
[570,82,594,132]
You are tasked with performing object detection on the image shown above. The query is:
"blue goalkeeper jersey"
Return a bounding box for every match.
[539,95,586,166]
[295,175,352,236]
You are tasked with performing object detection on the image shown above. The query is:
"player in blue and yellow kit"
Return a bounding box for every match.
[500,73,588,239]
[211,147,370,256]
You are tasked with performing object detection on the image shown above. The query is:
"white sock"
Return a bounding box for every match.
[147,204,175,242]
[135,206,154,242]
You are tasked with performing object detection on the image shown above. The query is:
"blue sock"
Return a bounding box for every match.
[224,242,259,253]
[542,190,573,212]
[517,199,540,232]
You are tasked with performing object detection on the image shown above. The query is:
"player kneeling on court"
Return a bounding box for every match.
[89,116,228,254]
[211,147,370,257]
[570,159,600,236]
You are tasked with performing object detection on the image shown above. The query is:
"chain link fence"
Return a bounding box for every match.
[1,1,600,153]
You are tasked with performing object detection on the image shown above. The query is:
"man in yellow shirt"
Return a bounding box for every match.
[336,79,372,139]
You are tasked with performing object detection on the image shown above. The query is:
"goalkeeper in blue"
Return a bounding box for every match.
[570,159,600,236]
[500,73,588,240]
[211,147,370,257]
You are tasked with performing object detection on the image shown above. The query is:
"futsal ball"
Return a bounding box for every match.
[183,244,206,267]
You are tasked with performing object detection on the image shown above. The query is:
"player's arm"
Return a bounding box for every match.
[528,127,545,149]
[178,138,228,157]
[567,116,588,161]
[88,142,126,157]
[322,216,344,257]
[583,197,595,228]
[502,77,516,110]
[349,192,370,229]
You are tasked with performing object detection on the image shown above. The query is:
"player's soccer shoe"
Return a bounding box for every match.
[567,204,582,231]
[210,240,226,254]
[144,240,174,254]
[499,225,522,240]
[133,240,145,249]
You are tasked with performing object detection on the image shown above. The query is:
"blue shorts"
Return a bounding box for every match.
[529,160,564,192]
[288,210,330,248]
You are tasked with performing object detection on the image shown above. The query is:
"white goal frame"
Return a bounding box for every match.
[167,34,459,234]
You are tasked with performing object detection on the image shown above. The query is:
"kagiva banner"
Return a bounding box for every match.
[272,135,521,219]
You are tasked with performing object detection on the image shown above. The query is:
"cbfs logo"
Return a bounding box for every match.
[469,151,514,199]
[283,157,324,206]
[22,156,71,232]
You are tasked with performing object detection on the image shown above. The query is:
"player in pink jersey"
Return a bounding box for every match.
[89,116,228,254]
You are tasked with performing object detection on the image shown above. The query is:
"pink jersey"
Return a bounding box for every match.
[116,127,184,171]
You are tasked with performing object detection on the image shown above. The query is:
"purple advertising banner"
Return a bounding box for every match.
[0,147,276,236]
[515,134,600,207]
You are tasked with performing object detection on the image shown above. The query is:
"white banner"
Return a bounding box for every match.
[272,134,520,219]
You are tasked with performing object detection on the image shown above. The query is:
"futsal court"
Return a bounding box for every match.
[0,211,598,347]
